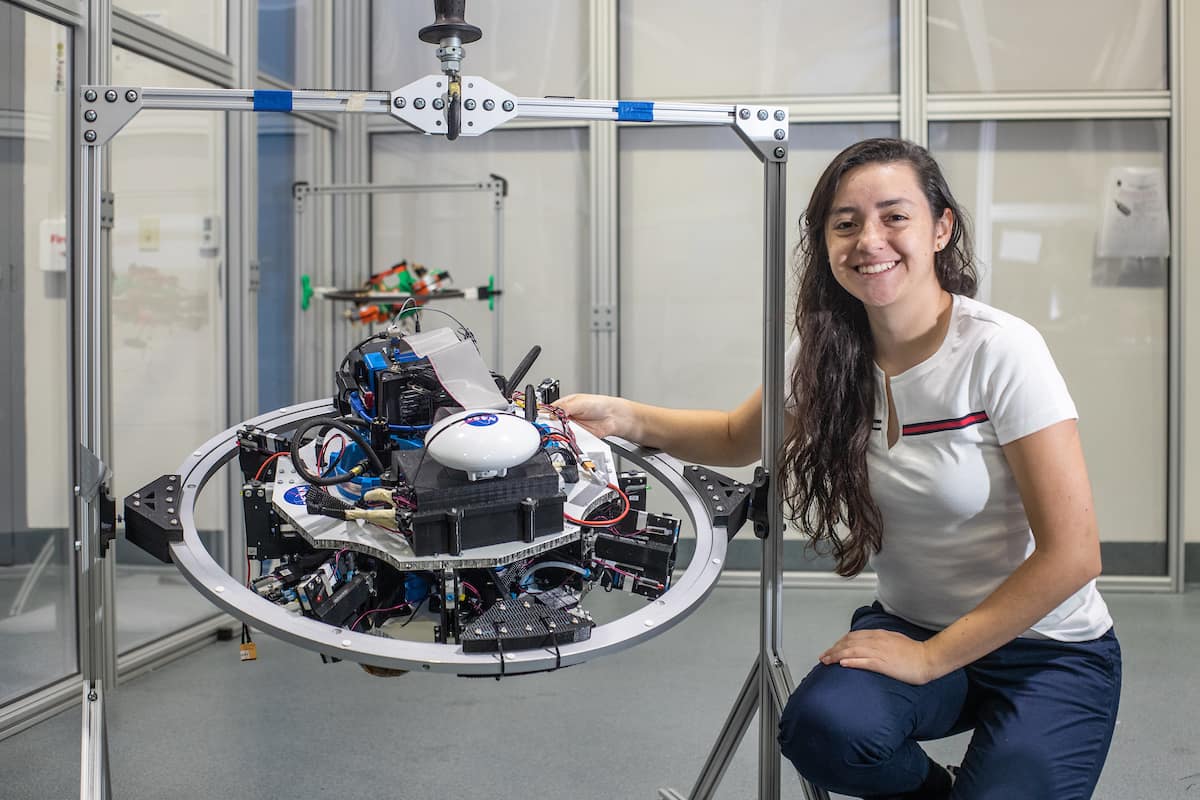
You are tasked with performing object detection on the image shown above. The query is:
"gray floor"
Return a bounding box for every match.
[1,585,1197,799]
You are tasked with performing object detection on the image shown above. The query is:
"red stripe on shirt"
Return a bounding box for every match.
[902,411,989,436]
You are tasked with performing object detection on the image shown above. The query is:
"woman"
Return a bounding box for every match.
[557,138,1120,799]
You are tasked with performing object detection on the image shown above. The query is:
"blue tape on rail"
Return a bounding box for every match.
[617,101,654,122]
[253,90,293,112]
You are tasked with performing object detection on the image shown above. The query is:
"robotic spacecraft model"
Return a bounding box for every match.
[124,309,756,675]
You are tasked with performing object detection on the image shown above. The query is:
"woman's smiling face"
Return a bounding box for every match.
[824,161,953,314]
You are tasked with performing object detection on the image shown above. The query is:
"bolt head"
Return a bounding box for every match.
[84,130,97,142]
[483,98,495,111]
[84,109,97,122]
[774,146,786,158]
[464,98,476,110]
[774,109,786,121]
[739,108,751,120]
[125,90,138,102]
[432,97,445,110]
[413,97,426,109]
[104,89,117,102]
[774,128,786,140]
[88,691,98,701]
[393,96,406,109]
[757,109,769,121]
[502,99,514,112]
[84,89,98,102]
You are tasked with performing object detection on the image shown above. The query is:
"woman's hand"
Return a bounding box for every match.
[820,629,940,686]
[554,393,641,441]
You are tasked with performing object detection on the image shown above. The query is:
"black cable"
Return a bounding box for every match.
[400,595,428,628]
[391,305,476,347]
[290,416,387,486]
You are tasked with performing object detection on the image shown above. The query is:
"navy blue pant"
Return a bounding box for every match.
[778,603,1121,799]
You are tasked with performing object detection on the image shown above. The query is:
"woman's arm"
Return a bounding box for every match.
[554,387,765,467]
[821,418,1102,684]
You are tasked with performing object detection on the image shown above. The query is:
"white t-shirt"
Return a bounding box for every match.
[785,294,1112,642]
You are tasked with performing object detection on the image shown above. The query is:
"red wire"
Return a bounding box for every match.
[564,483,631,527]
[317,433,346,474]
[254,451,288,481]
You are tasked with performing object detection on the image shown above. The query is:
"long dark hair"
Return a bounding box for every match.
[781,138,977,577]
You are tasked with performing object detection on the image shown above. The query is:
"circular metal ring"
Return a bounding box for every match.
[167,400,729,676]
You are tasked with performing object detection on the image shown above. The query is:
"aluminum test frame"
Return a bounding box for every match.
[75,70,824,800]
[292,177,508,369]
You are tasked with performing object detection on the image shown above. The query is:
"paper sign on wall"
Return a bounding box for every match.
[1095,166,1170,259]
[39,218,68,273]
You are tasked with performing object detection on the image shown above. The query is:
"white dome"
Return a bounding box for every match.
[426,410,541,480]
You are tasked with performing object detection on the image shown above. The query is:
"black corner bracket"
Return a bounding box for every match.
[681,465,758,539]
[123,474,184,564]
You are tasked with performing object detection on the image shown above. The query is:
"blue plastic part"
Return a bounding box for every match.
[363,351,388,372]
[617,101,654,122]
[404,573,431,604]
[253,89,293,112]
[393,348,420,363]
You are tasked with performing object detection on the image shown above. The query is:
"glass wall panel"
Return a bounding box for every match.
[110,49,229,651]
[619,0,899,99]
[260,0,318,85]
[929,0,1166,92]
[257,116,322,413]
[0,6,76,705]
[371,1,589,97]
[369,129,589,395]
[116,0,228,53]
[931,119,1168,574]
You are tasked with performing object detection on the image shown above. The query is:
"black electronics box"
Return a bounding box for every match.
[395,450,566,556]
[242,481,311,559]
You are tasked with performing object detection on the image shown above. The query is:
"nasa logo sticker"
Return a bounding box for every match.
[466,414,498,427]
[283,486,309,506]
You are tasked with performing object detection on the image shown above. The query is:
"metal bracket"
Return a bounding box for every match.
[99,490,117,557]
[681,464,754,537]
[590,304,616,331]
[123,474,184,564]
[747,466,772,539]
[80,85,144,146]
[733,105,789,163]
[99,191,115,231]
[389,75,518,136]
